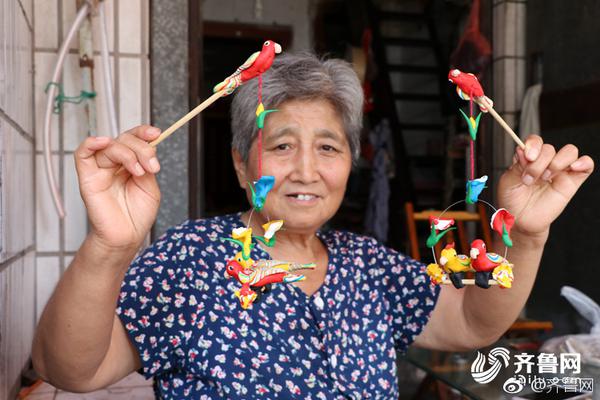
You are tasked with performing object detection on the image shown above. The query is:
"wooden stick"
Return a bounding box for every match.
[150,89,225,147]
[441,279,499,286]
[114,90,225,176]
[475,97,526,149]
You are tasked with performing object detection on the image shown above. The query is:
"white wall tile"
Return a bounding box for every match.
[62,54,91,151]
[63,0,116,53]
[33,0,58,49]
[0,265,7,398]
[1,0,16,118]
[93,0,115,53]
[0,254,35,399]
[118,0,142,54]
[63,53,117,150]
[36,154,60,252]
[35,256,61,323]
[3,259,22,399]
[5,127,35,255]
[93,54,118,137]
[14,0,34,134]
[34,52,60,152]
[64,155,87,251]
[0,13,6,113]
[142,57,150,122]
[0,119,5,261]
[118,57,143,131]
[23,251,36,348]
[19,0,34,26]
[141,0,149,54]
[61,0,79,52]
[64,255,74,271]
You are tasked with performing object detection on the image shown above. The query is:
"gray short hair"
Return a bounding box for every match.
[231,52,363,163]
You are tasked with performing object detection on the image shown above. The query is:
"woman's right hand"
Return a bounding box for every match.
[74,125,162,251]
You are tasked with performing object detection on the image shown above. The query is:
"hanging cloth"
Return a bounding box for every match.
[519,83,543,139]
[364,120,392,242]
[450,0,491,77]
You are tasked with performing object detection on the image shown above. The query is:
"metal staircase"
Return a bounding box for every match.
[367,0,458,210]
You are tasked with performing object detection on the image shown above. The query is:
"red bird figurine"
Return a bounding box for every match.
[448,69,484,97]
[469,239,508,288]
[214,40,282,95]
[447,69,493,112]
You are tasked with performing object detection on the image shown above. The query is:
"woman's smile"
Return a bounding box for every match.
[285,192,320,205]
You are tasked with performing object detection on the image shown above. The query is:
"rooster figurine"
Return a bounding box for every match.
[213,40,282,95]
[469,239,510,289]
[225,258,316,309]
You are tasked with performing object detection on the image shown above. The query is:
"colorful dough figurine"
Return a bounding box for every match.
[223,220,316,309]
[214,40,282,95]
[439,243,472,289]
[225,256,316,309]
[469,239,512,289]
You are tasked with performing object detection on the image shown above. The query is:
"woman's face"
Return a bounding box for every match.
[233,98,353,234]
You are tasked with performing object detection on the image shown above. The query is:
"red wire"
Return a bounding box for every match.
[258,129,262,178]
[470,138,475,180]
[257,74,263,178]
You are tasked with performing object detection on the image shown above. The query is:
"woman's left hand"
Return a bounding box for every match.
[497,135,594,239]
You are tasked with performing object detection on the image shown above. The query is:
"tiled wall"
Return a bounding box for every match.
[0,1,36,398]
[491,0,527,178]
[34,0,150,324]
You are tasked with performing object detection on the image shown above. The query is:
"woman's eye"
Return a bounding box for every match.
[275,144,290,151]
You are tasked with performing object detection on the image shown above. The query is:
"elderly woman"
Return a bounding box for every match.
[33,53,593,398]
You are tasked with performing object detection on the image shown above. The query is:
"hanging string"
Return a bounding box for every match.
[257,74,263,178]
[470,138,475,180]
[469,96,475,180]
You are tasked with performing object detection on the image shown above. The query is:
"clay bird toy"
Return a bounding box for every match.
[469,239,510,289]
[439,243,472,289]
[447,69,494,112]
[225,258,316,309]
[213,40,282,95]
[426,263,446,285]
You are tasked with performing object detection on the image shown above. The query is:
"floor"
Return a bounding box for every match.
[24,373,154,399]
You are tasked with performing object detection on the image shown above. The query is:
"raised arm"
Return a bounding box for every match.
[416,135,594,350]
[32,126,162,391]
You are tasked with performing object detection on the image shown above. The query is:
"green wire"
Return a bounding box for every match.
[45,82,96,114]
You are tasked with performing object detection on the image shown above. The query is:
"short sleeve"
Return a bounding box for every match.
[116,223,190,379]
[376,243,441,352]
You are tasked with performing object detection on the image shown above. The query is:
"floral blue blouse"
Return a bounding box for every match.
[117,213,440,399]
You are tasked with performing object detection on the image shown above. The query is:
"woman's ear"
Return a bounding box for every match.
[231,149,248,189]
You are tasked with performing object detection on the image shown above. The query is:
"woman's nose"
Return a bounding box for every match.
[290,148,319,183]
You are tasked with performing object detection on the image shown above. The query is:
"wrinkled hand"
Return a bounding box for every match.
[497,135,594,238]
[74,125,162,250]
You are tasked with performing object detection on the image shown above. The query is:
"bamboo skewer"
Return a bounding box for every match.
[150,89,226,147]
[475,96,526,150]
[114,90,226,176]
[441,279,499,286]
